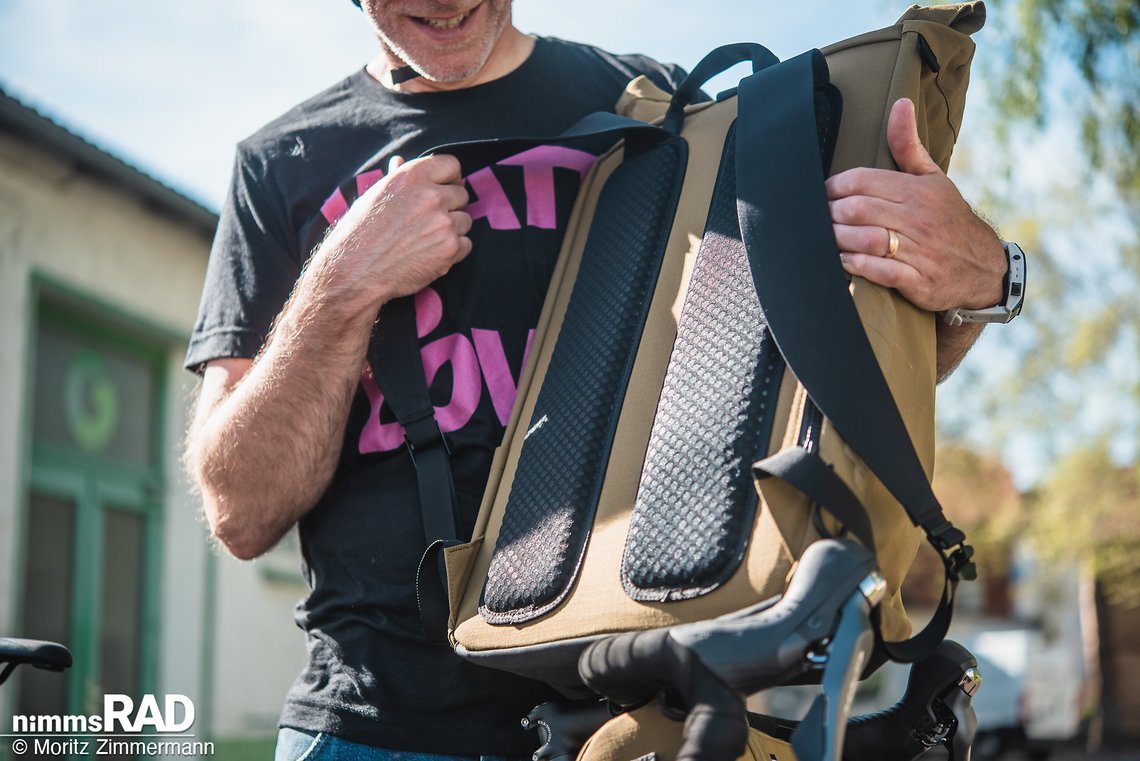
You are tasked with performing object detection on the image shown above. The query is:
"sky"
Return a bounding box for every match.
[0,0,904,209]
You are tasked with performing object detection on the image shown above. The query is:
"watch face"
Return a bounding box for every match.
[1004,241,1026,317]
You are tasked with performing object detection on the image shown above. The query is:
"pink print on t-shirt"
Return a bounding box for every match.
[467,146,595,230]
[320,146,596,229]
[357,287,535,454]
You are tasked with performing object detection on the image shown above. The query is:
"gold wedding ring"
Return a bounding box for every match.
[886,228,900,259]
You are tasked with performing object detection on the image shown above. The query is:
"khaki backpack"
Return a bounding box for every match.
[443,1,983,683]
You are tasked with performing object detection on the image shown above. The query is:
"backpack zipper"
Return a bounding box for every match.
[798,396,824,454]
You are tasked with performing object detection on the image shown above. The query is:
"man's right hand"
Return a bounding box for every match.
[186,153,473,560]
[318,153,473,313]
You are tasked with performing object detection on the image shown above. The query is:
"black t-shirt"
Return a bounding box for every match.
[186,37,685,755]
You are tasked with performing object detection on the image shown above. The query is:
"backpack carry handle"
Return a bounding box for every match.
[664,43,780,134]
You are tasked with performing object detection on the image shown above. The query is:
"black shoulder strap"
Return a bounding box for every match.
[369,297,463,641]
[735,50,975,661]
[368,296,458,546]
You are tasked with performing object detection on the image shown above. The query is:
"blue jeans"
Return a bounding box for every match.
[274,728,525,761]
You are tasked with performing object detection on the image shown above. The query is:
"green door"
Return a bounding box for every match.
[16,301,165,741]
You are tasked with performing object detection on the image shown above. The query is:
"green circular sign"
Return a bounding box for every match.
[64,350,119,452]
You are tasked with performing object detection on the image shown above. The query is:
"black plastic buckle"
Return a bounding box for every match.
[402,411,449,465]
[929,521,964,550]
[945,543,977,582]
[929,521,977,582]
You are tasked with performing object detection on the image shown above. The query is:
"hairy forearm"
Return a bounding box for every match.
[187,154,473,559]
[935,320,984,383]
[189,256,382,559]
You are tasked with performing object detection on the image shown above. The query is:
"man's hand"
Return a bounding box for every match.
[825,98,1006,314]
[187,153,473,560]
[319,153,473,314]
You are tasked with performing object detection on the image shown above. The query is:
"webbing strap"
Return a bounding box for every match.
[369,297,461,640]
[416,539,459,643]
[663,43,779,134]
[755,447,875,553]
[736,50,973,659]
[425,111,670,172]
[368,296,458,547]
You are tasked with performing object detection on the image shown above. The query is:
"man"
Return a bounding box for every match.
[184,1,1009,759]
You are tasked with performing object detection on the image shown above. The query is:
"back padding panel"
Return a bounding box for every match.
[622,127,785,602]
[481,138,688,624]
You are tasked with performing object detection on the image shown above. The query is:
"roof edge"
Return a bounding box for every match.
[0,87,219,238]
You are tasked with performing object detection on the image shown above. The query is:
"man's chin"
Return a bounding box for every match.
[396,51,493,86]
[410,64,481,84]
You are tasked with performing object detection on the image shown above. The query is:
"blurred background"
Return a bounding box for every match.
[0,0,1135,758]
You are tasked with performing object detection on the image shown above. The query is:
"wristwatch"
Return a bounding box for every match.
[942,240,1026,326]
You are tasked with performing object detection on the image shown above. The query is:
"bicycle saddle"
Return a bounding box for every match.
[0,638,73,686]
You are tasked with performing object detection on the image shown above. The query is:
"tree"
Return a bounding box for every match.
[1027,443,1140,606]
[981,0,1139,419]
[935,0,1140,606]
[905,447,1023,612]
[990,0,1140,202]
[939,0,1140,469]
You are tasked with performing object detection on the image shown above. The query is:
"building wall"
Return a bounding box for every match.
[211,549,309,749]
[0,129,305,754]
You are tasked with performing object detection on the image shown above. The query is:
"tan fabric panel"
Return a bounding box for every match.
[822,3,982,174]
[448,5,980,654]
[901,2,986,35]
[576,706,797,761]
[615,76,674,122]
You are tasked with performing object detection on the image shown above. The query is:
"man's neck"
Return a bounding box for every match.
[367,27,535,93]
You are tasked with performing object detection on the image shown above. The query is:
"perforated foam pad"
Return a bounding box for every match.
[480,138,688,624]
[622,126,785,601]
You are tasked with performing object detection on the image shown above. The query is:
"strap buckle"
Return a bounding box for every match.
[402,411,449,465]
[944,543,977,582]
[929,521,977,582]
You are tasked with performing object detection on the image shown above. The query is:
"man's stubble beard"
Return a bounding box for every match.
[377,1,513,84]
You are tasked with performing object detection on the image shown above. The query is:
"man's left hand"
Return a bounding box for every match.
[825,97,1005,313]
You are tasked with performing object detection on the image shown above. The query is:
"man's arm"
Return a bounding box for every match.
[933,321,984,381]
[185,155,472,560]
[825,98,1006,381]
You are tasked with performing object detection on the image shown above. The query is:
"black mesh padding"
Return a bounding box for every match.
[480,139,688,624]
[622,126,785,601]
